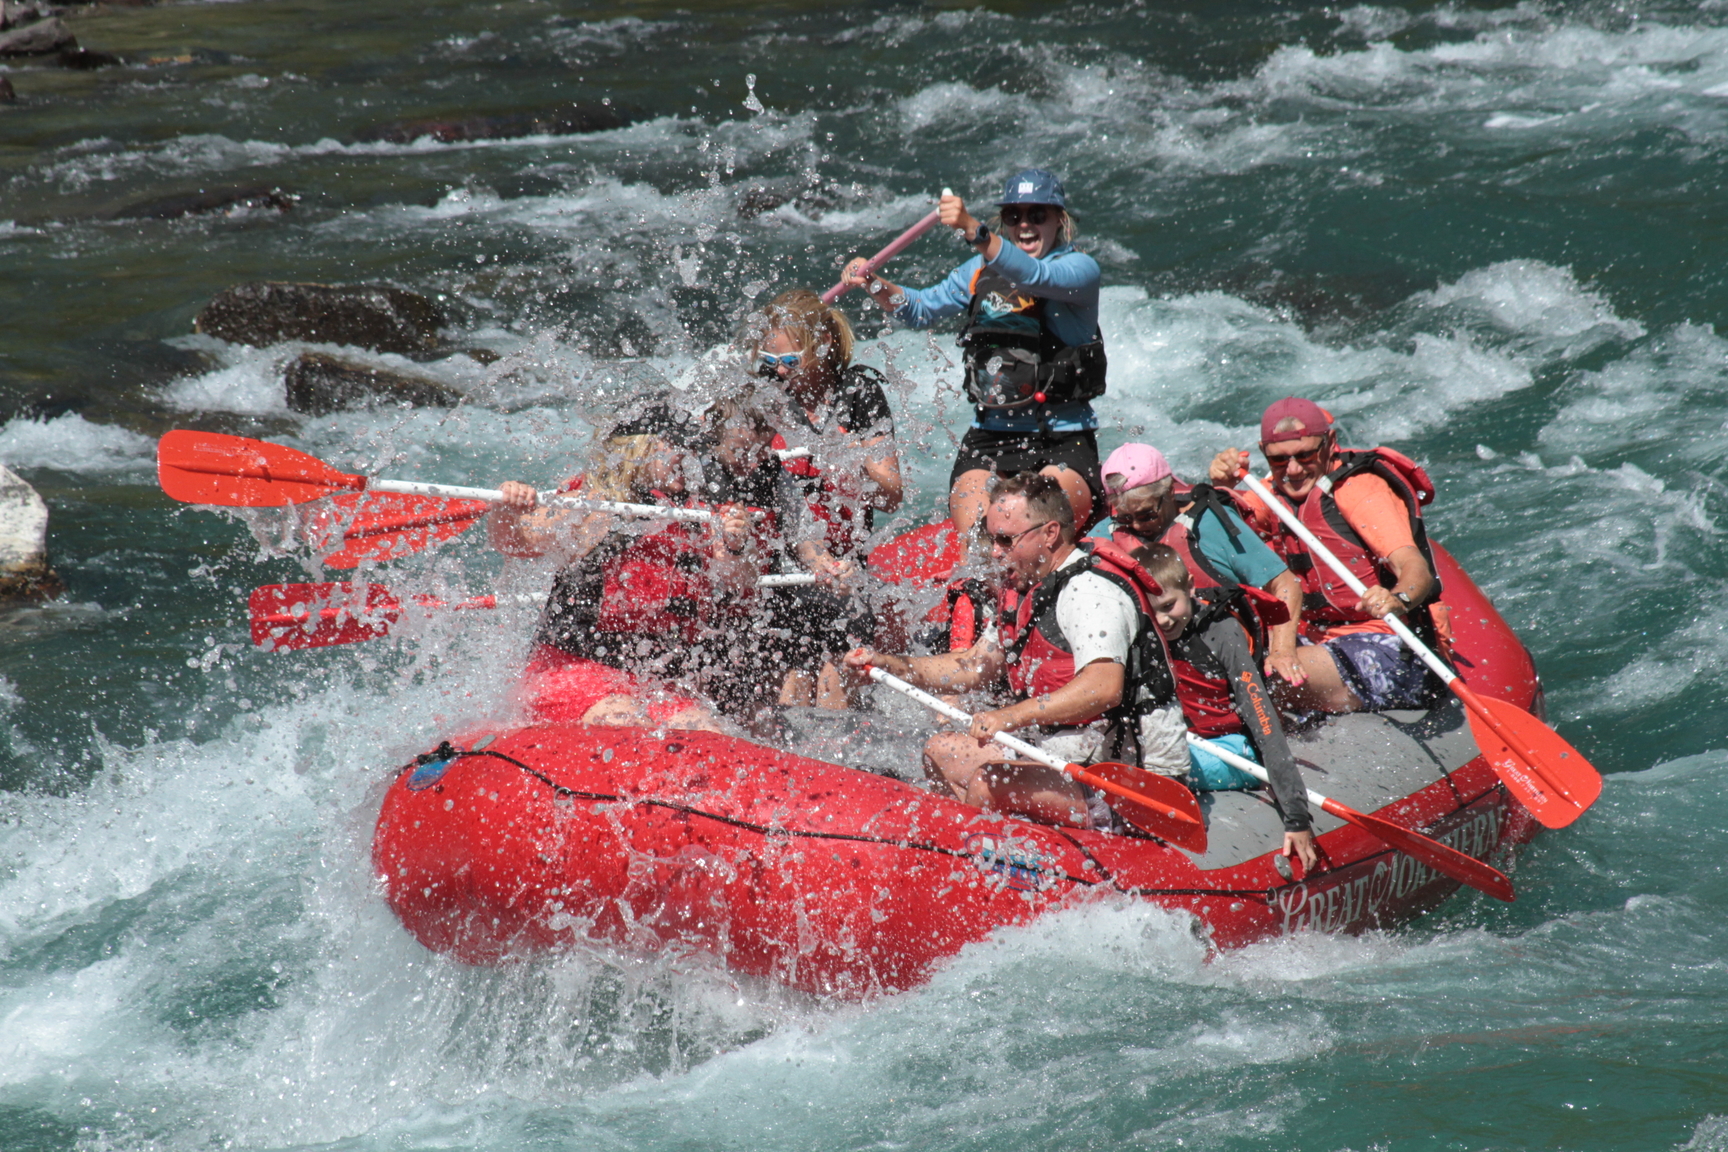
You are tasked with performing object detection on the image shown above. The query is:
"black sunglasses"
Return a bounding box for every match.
[1000,206,1051,226]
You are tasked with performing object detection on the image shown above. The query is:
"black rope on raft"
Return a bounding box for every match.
[395,744,1281,902]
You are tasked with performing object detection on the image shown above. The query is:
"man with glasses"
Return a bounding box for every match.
[1090,442,1306,687]
[844,472,1186,828]
[1207,397,1442,714]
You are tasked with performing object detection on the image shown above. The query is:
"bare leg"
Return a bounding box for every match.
[948,468,993,534]
[1269,644,1364,713]
[923,731,1090,826]
[580,693,727,732]
[951,465,1092,534]
[779,669,815,706]
[1040,463,1093,529]
[813,660,850,710]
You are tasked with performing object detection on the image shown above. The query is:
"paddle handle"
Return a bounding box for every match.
[868,666,1061,771]
[366,478,719,524]
[821,192,949,304]
[1237,472,1456,687]
[1187,733,1325,812]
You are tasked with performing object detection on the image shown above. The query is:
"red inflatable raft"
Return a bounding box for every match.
[373,524,1543,998]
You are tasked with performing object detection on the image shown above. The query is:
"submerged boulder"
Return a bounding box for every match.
[353,101,640,145]
[0,465,60,602]
[113,185,296,220]
[283,352,465,416]
[195,282,444,355]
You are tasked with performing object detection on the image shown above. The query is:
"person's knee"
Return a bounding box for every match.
[1040,463,1092,526]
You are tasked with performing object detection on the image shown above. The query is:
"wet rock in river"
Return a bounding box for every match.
[0,75,14,104]
[353,101,641,145]
[112,185,296,220]
[283,352,465,416]
[0,465,61,602]
[0,15,73,56]
[57,46,119,69]
[195,282,444,355]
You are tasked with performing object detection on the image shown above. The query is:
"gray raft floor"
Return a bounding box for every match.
[775,691,1481,872]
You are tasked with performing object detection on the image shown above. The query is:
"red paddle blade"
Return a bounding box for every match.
[319,492,490,569]
[158,430,363,507]
[1076,762,1208,853]
[1317,797,1515,902]
[249,582,403,650]
[1462,689,1601,830]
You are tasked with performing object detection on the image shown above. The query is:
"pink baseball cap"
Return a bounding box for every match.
[1260,397,1335,444]
[1100,443,1172,494]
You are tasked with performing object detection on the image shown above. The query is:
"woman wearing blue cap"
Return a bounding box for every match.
[842,169,1105,533]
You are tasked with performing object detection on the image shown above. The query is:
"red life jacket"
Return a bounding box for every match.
[1167,611,1255,739]
[1257,448,1443,635]
[1157,483,1261,592]
[997,538,1175,725]
[770,431,865,557]
[534,480,755,655]
[593,520,730,641]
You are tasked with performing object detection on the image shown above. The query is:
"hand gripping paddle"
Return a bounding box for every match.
[868,665,1207,852]
[158,429,724,567]
[1237,470,1600,829]
[821,190,949,304]
[1186,733,1514,902]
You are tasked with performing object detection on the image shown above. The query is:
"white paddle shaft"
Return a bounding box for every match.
[1186,733,1329,810]
[1237,471,1455,686]
[366,477,719,523]
[868,665,1068,774]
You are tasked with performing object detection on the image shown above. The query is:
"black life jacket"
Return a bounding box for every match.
[958,264,1106,414]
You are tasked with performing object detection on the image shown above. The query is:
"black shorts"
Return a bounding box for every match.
[949,427,1103,507]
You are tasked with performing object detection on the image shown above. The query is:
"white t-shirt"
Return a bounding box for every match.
[995,548,1190,777]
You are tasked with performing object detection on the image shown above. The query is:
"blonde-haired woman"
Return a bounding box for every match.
[489,403,762,731]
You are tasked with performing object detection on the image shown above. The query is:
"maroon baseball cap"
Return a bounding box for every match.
[1260,397,1334,444]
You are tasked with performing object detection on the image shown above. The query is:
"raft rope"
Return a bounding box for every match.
[399,742,1280,901]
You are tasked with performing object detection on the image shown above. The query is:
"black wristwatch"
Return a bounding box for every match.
[1393,591,1414,609]
[969,222,991,245]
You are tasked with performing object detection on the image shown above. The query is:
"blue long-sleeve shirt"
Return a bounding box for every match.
[893,242,1103,434]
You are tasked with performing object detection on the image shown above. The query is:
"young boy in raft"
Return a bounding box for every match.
[1136,543,1320,871]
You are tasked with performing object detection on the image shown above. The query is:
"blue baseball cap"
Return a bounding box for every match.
[997,168,1066,208]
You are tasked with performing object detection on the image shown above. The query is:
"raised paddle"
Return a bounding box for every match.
[321,444,816,567]
[250,575,822,650]
[158,430,721,521]
[1236,470,1600,829]
[1186,733,1514,902]
[820,189,950,304]
[867,665,1208,852]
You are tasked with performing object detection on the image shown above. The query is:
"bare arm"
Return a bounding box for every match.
[967,659,1124,744]
[487,481,614,564]
[1261,569,1306,685]
[859,433,904,512]
[844,637,1004,697]
[1356,545,1436,620]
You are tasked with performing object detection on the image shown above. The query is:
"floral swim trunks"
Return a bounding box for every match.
[1320,631,1437,710]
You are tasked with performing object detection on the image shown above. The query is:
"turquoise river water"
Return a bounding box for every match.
[3,1,1728,1149]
